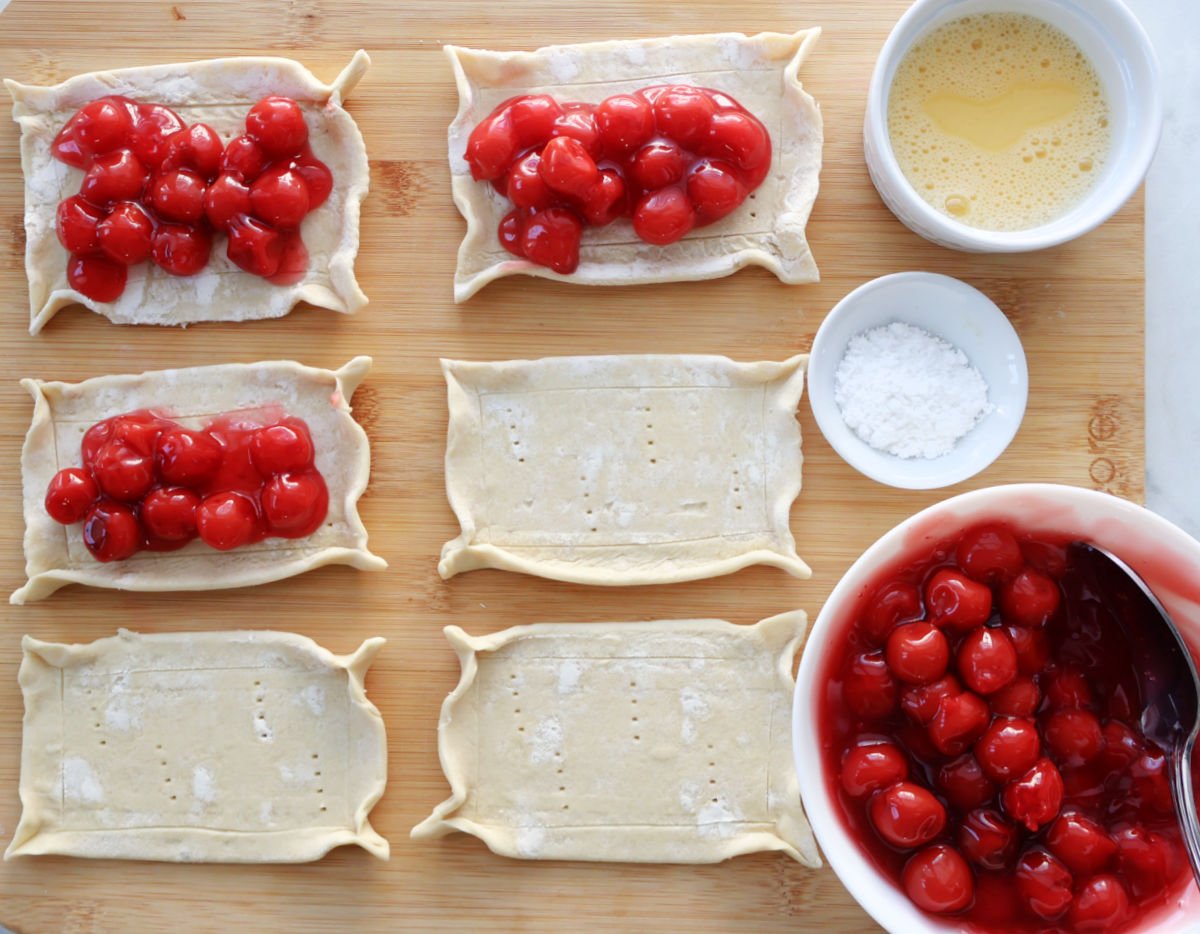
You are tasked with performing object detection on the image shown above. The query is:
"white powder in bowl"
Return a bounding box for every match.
[833,321,993,459]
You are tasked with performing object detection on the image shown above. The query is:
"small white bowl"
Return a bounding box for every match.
[808,272,1027,489]
[793,484,1200,934]
[864,0,1163,252]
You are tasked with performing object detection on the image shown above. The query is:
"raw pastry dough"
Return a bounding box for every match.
[11,356,386,605]
[6,629,388,862]
[446,31,823,302]
[439,354,810,585]
[412,611,818,866]
[6,51,371,333]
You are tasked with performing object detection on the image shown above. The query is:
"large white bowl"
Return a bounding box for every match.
[864,0,1162,252]
[793,483,1200,933]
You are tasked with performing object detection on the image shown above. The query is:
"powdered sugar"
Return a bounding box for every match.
[834,321,993,459]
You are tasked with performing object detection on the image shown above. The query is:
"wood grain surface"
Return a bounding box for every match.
[0,1,1144,931]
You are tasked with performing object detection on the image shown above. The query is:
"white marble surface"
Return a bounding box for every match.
[1129,0,1200,537]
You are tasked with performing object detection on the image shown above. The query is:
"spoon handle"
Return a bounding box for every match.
[1170,734,1200,890]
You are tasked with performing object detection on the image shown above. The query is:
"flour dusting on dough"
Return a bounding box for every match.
[516,824,546,857]
[557,660,582,695]
[63,756,104,804]
[529,715,563,764]
[192,765,217,803]
[301,684,326,716]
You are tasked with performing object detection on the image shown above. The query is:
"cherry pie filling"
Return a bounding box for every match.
[44,409,328,562]
[820,524,1198,932]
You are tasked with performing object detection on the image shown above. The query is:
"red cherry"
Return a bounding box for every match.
[627,140,688,191]
[109,413,166,457]
[141,486,200,542]
[498,210,523,256]
[1000,568,1061,627]
[957,626,1018,695]
[96,201,153,265]
[958,808,1018,870]
[869,781,947,849]
[196,491,259,551]
[82,500,141,562]
[293,154,333,209]
[549,105,600,157]
[842,650,897,719]
[1068,875,1130,932]
[1043,708,1104,767]
[632,187,695,245]
[1044,665,1095,709]
[466,108,518,181]
[925,568,993,631]
[226,215,283,277]
[1046,811,1117,875]
[156,428,223,487]
[928,691,990,756]
[990,676,1041,717]
[861,580,923,646]
[161,123,223,180]
[52,97,135,167]
[1129,750,1174,814]
[519,207,582,274]
[704,110,771,181]
[221,135,267,183]
[886,622,949,685]
[1015,848,1074,921]
[1113,824,1178,898]
[595,93,654,154]
[250,165,311,228]
[900,674,961,726]
[902,845,974,914]
[246,96,308,158]
[970,871,1018,926]
[68,253,127,302]
[538,136,600,199]
[92,440,155,501]
[974,717,1041,783]
[44,467,99,524]
[506,94,563,147]
[80,149,148,206]
[840,741,908,799]
[250,422,315,474]
[1098,720,1143,770]
[262,471,327,535]
[652,85,716,148]
[151,223,211,276]
[1002,758,1064,831]
[956,525,1024,582]
[686,159,747,224]
[129,103,185,169]
[204,174,253,229]
[579,169,626,226]
[506,151,556,212]
[1022,539,1068,577]
[937,753,996,810]
[57,195,104,253]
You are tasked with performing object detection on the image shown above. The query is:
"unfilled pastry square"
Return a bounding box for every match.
[412,611,818,866]
[6,629,388,862]
[446,30,823,301]
[6,52,370,333]
[439,354,810,585]
[12,356,386,604]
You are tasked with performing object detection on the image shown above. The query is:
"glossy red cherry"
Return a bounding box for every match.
[250,165,311,228]
[839,741,908,799]
[842,650,897,719]
[498,210,523,256]
[958,808,1018,870]
[108,413,166,457]
[1113,824,1178,898]
[67,254,127,302]
[221,134,267,183]
[1099,720,1143,770]
[549,105,600,157]
[141,486,201,542]
[1043,708,1104,767]
[1000,568,1061,627]
[129,103,185,169]
[1068,875,1130,932]
[262,472,327,535]
[929,690,991,756]
[595,93,654,154]
[520,208,582,274]
[52,97,134,166]
[250,423,315,474]
[974,717,1041,783]
[538,135,600,199]
[1002,758,1064,831]
[466,109,518,181]
[506,152,556,212]
[686,159,748,224]
[80,149,148,205]
[990,676,1041,717]
[902,845,974,914]
[196,491,259,551]
[632,187,695,245]
[226,215,283,277]
[627,140,688,191]
[900,674,961,726]
[956,524,1024,582]
[579,169,626,227]
[151,223,211,276]
[1129,750,1174,815]
[1005,623,1052,676]
[246,96,308,158]
[886,622,950,685]
[508,94,563,147]
[957,626,1018,695]
[293,154,333,209]
[861,580,923,646]
[92,441,155,501]
[925,568,992,631]
[1044,665,1095,709]
[652,85,716,148]
[96,201,153,265]
[704,110,771,181]
[937,753,996,810]
[82,500,142,562]
[204,174,253,229]
[160,123,223,180]
[1045,811,1117,875]
[869,781,947,849]
[57,195,105,253]
[45,468,99,524]
[156,428,223,486]
[1015,848,1074,921]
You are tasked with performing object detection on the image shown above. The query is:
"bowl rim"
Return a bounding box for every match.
[792,482,1200,934]
[807,271,1029,490]
[864,0,1164,251]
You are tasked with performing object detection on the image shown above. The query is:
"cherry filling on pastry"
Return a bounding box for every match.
[820,523,1198,932]
[464,86,772,274]
[51,95,332,302]
[44,409,328,561]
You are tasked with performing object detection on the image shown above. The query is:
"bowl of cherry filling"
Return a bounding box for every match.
[793,484,1200,933]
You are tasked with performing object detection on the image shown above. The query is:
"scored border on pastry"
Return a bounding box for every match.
[6,629,388,863]
[412,611,818,866]
[11,356,386,604]
[438,353,811,585]
[445,30,823,301]
[6,51,371,333]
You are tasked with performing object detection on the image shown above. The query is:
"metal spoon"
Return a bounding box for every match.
[1066,542,1200,889]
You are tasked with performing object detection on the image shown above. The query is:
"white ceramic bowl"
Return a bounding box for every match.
[792,483,1200,933]
[864,0,1163,252]
[808,272,1028,489]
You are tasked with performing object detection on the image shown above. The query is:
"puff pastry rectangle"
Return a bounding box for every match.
[6,629,388,862]
[12,356,386,604]
[446,31,823,301]
[438,354,810,585]
[6,52,371,333]
[412,612,818,866]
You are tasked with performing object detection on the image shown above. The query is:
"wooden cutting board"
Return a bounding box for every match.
[0,0,1143,931]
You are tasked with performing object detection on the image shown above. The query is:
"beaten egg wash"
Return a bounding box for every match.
[887,13,1111,231]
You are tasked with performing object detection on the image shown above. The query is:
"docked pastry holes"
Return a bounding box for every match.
[412,612,819,865]
[439,354,810,585]
[12,357,385,604]
[6,629,388,862]
[6,52,370,332]
[446,30,823,301]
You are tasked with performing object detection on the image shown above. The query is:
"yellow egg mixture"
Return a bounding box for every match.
[887,13,1111,231]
